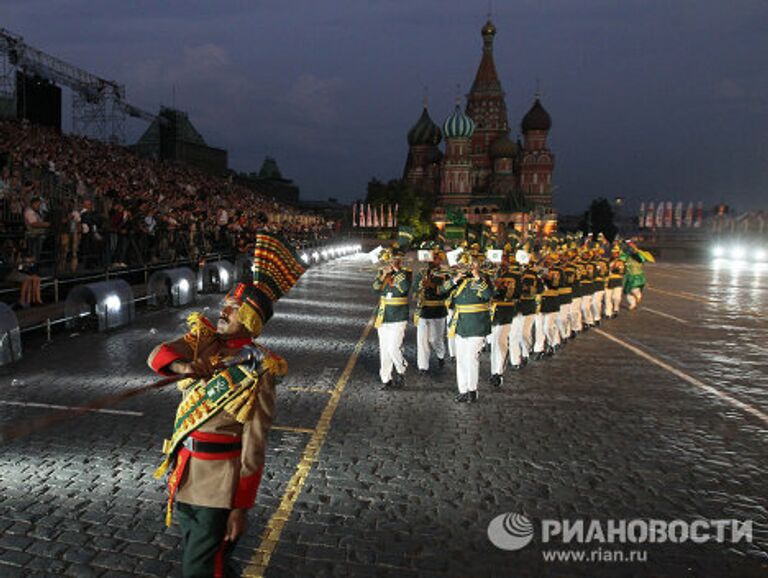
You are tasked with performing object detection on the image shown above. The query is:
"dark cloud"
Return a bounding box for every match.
[4,0,767,214]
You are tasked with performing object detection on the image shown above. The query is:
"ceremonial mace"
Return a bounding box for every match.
[0,346,263,445]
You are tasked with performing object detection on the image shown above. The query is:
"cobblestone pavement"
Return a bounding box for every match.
[0,256,766,577]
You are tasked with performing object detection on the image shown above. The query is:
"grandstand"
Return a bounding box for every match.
[0,29,340,314]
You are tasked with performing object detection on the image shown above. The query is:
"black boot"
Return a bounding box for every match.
[467,391,478,403]
[489,374,503,387]
[454,392,470,403]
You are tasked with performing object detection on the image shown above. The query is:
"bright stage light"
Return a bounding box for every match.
[755,249,766,261]
[301,253,309,264]
[104,294,121,312]
[712,246,725,258]
[312,251,320,261]
[219,269,229,285]
[178,279,190,292]
[731,246,746,260]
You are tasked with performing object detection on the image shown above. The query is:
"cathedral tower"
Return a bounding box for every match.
[465,19,510,193]
[520,97,554,208]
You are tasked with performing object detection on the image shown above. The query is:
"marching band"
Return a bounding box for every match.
[373,235,650,402]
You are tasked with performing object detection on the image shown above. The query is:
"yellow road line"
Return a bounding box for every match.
[270,425,316,434]
[647,286,711,304]
[243,312,375,577]
[286,386,334,394]
[595,328,768,426]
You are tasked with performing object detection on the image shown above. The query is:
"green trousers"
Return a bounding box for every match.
[176,502,239,578]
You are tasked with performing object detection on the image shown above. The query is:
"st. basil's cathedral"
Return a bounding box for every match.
[403,18,557,238]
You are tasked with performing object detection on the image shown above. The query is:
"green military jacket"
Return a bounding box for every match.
[540,266,563,314]
[414,266,449,320]
[594,258,609,292]
[562,262,580,300]
[443,273,492,337]
[518,267,543,316]
[607,257,626,288]
[579,260,597,296]
[491,266,522,325]
[373,267,412,325]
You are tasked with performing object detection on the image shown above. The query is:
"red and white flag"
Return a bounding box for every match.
[664,202,673,228]
[394,203,399,227]
[684,202,694,228]
[655,202,665,228]
[645,202,655,228]
[366,204,372,228]
[694,202,703,228]
[352,202,357,227]
[639,202,646,227]
[674,202,683,228]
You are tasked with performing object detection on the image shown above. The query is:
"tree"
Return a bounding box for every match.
[366,178,434,239]
[580,197,618,241]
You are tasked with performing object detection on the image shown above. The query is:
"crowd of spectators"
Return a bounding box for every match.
[0,120,339,308]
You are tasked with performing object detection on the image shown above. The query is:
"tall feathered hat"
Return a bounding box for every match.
[227,233,305,336]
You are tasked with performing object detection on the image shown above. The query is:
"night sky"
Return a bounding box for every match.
[4,0,767,215]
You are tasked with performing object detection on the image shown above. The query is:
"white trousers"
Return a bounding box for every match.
[592,290,605,322]
[455,335,485,394]
[377,321,407,383]
[489,315,524,374]
[417,317,446,370]
[542,312,560,348]
[605,286,622,316]
[558,304,571,340]
[570,297,583,332]
[581,293,594,326]
[446,311,456,358]
[521,314,536,357]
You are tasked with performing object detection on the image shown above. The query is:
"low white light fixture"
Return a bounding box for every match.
[105,294,121,312]
[731,246,746,260]
[301,253,309,264]
[178,279,190,292]
[755,249,766,261]
[712,245,725,258]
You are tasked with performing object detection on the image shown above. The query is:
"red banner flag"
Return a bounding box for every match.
[645,202,655,228]
[694,202,703,228]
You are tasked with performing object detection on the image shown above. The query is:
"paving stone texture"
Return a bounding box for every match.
[0,257,766,577]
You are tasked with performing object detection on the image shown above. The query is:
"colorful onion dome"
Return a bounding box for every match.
[443,105,475,139]
[407,107,442,146]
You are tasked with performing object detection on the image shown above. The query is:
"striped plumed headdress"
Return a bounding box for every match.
[228,233,305,336]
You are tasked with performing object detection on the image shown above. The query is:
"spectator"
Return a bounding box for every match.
[23,196,50,262]
[1,241,43,309]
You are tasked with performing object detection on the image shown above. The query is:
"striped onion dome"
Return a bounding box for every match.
[407,107,442,146]
[443,105,475,139]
